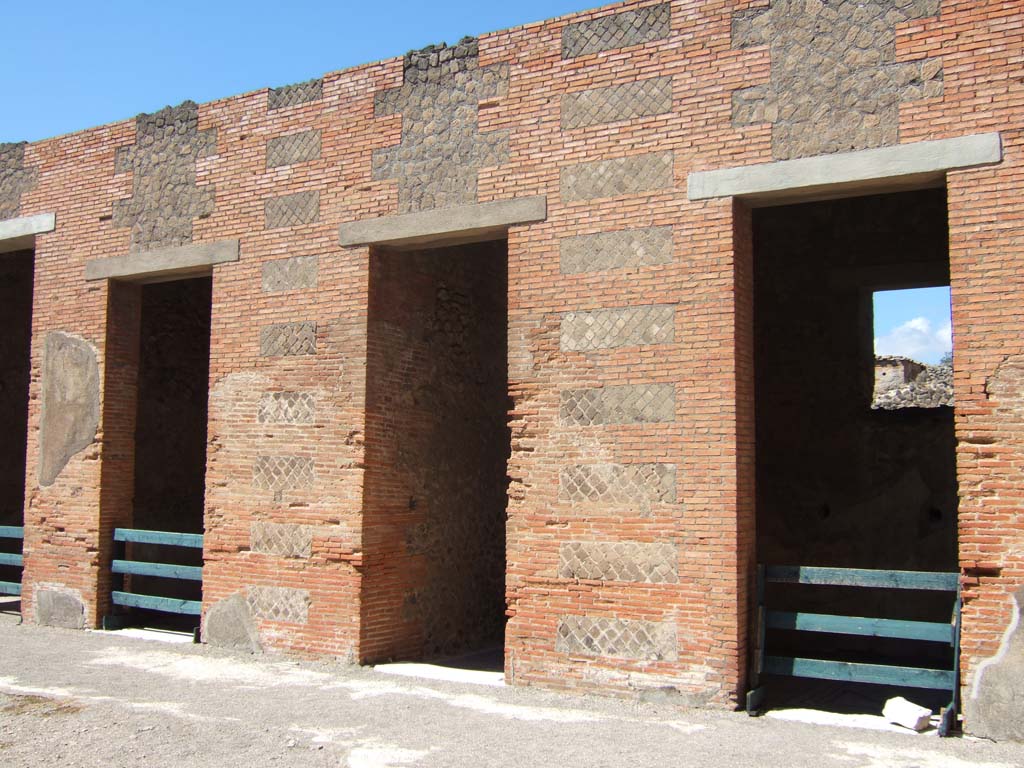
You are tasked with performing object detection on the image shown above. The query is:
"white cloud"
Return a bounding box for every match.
[874,316,952,364]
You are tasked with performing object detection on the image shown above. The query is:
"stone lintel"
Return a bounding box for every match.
[85,239,239,282]
[0,212,56,254]
[687,133,1002,206]
[338,196,547,249]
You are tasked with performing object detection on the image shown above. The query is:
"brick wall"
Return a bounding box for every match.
[1,0,1021,729]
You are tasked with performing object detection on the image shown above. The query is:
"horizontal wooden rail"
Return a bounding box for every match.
[112,560,202,582]
[0,526,24,539]
[765,565,959,592]
[114,529,203,548]
[767,610,954,643]
[0,553,23,568]
[765,656,955,690]
[112,591,201,616]
[0,582,21,596]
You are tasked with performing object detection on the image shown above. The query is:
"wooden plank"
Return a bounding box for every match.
[0,581,22,596]
[767,610,953,643]
[111,591,201,615]
[112,560,203,582]
[0,526,24,539]
[114,529,204,548]
[765,566,958,592]
[0,553,23,568]
[765,656,955,690]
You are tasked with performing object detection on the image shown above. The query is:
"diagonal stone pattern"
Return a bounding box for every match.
[561,152,673,202]
[561,305,675,352]
[265,190,319,229]
[247,586,310,623]
[562,3,672,59]
[266,130,322,169]
[562,77,674,130]
[560,227,674,274]
[258,392,317,424]
[268,78,323,111]
[250,522,314,559]
[556,616,678,661]
[259,322,317,357]
[560,463,676,506]
[252,455,315,492]
[561,384,675,425]
[559,541,679,584]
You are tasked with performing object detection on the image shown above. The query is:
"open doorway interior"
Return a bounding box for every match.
[121,276,212,632]
[752,188,958,719]
[362,239,509,675]
[0,250,33,615]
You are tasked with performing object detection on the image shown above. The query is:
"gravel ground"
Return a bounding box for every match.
[0,615,1021,768]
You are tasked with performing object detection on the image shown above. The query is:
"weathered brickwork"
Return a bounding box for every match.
[556,616,678,661]
[561,305,675,352]
[266,130,322,169]
[562,77,674,131]
[373,39,509,212]
[559,542,678,583]
[261,255,318,293]
[559,227,674,274]
[6,0,1022,737]
[0,143,37,219]
[259,322,317,357]
[267,78,323,111]
[252,455,315,492]
[247,586,310,623]
[250,522,313,559]
[112,102,216,250]
[562,3,671,58]
[264,190,319,229]
[731,0,943,159]
[561,152,673,202]
[560,463,676,507]
[560,384,675,426]
[257,392,316,424]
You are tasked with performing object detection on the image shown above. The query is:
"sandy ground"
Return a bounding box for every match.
[0,615,1021,768]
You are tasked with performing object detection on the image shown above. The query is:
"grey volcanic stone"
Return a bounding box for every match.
[38,333,100,487]
[204,593,261,652]
[35,589,85,629]
[0,142,38,220]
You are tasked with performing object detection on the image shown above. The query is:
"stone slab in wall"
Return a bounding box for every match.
[560,463,676,506]
[261,256,318,293]
[38,332,100,487]
[204,593,261,652]
[561,384,675,425]
[259,322,317,357]
[562,77,673,130]
[560,226,674,274]
[561,305,674,352]
[562,3,671,58]
[965,589,1024,741]
[0,142,38,220]
[556,615,678,661]
[266,130,322,169]
[34,588,85,629]
[561,153,673,203]
[559,541,678,583]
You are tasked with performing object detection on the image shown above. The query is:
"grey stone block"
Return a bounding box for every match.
[35,589,85,630]
[562,3,671,58]
[261,255,318,293]
[252,455,315,492]
[247,586,310,624]
[203,593,261,652]
[266,130,322,169]
[559,541,678,583]
[560,463,676,506]
[560,305,674,352]
[84,240,239,282]
[268,78,323,111]
[0,212,56,255]
[250,522,313,559]
[561,153,673,202]
[259,322,316,357]
[560,226,673,274]
[556,616,677,661]
[965,588,1024,741]
[560,384,675,426]
[728,1,943,160]
[258,392,316,424]
[265,191,319,229]
[112,102,217,251]
[39,333,100,487]
[562,77,673,130]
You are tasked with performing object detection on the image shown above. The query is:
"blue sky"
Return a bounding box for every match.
[874,287,952,364]
[1,1,598,143]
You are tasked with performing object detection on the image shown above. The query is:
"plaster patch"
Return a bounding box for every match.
[38,332,100,486]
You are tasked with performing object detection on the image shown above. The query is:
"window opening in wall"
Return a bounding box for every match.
[0,250,33,616]
[872,287,953,410]
[362,239,510,678]
[750,189,960,726]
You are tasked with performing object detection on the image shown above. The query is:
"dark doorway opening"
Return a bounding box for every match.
[0,250,33,616]
[362,239,510,673]
[119,276,212,633]
[751,188,959,720]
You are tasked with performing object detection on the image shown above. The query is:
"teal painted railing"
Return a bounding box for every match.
[0,525,24,597]
[747,564,962,736]
[109,528,203,617]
